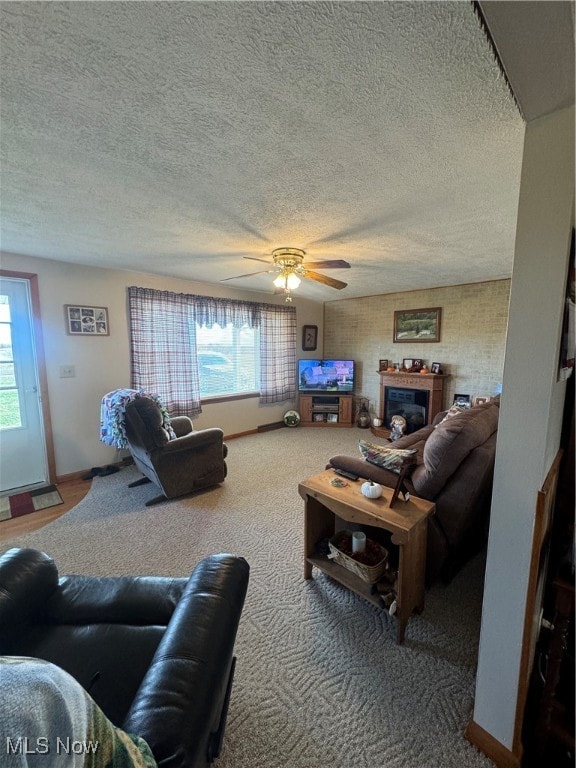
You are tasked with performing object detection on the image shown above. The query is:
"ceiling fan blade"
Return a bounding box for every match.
[220,269,272,281]
[304,271,348,289]
[243,256,274,264]
[303,260,351,269]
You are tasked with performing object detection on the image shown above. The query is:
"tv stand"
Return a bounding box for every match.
[299,394,354,427]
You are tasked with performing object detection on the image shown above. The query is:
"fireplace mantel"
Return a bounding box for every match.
[378,371,449,428]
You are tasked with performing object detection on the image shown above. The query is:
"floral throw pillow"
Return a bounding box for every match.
[358,440,417,473]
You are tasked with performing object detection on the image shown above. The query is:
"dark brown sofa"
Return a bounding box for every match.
[328,398,500,582]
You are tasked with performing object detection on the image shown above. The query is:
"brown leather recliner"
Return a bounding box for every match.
[123,395,228,505]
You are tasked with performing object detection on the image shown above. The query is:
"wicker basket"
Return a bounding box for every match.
[328,530,388,584]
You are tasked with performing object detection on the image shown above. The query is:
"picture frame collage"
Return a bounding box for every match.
[65,305,109,336]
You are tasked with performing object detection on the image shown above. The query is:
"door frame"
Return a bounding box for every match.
[1,269,56,485]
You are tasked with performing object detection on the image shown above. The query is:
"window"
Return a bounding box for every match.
[0,295,22,429]
[196,323,259,397]
[128,287,296,415]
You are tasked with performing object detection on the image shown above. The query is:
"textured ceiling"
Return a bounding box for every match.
[0,1,528,301]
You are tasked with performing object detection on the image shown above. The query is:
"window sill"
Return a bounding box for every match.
[201,391,260,405]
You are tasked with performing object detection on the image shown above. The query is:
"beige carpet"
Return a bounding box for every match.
[1,427,494,768]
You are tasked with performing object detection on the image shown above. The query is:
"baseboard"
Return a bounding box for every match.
[223,429,258,441]
[465,720,521,768]
[55,458,130,485]
[257,421,285,432]
[55,468,90,484]
[225,424,286,439]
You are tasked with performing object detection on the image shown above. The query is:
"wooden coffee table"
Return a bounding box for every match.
[299,469,435,644]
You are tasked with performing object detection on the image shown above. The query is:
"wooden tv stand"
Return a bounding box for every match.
[299,393,354,427]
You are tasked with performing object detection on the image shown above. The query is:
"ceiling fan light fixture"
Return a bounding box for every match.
[271,247,306,266]
[286,272,301,290]
[272,250,304,296]
[273,273,286,288]
[273,270,301,290]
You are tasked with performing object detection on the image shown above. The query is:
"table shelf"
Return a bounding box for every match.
[306,554,384,610]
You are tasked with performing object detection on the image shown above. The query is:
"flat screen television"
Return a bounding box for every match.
[298,359,355,394]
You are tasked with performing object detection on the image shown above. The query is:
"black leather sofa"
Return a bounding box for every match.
[0,547,250,767]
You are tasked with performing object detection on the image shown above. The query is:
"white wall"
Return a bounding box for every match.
[473,105,574,751]
[0,253,323,477]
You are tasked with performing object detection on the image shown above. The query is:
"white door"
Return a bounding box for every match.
[0,277,48,493]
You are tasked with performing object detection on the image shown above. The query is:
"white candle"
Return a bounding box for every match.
[352,531,366,554]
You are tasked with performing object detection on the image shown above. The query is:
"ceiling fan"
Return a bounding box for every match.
[221,247,350,301]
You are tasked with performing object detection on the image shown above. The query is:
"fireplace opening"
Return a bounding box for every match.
[384,386,429,434]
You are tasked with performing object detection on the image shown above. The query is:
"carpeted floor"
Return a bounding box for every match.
[0,427,494,767]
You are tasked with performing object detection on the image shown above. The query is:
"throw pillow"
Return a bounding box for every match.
[434,403,468,427]
[358,440,417,473]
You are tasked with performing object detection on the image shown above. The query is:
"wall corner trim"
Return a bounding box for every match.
[465,719,521,768]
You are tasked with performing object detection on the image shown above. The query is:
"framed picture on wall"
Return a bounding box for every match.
[393,307,442,342]
[302,324,318,351]
[65,305,109,336]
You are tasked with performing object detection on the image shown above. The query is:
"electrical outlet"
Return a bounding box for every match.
[59,365,75,378]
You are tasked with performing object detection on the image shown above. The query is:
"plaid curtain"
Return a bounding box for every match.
[194,295,261,328]
[259,303,297,404]
[128,287,201,416]
[129,287,296,411]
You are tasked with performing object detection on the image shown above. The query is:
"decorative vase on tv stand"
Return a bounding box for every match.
[357,400,371,428]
